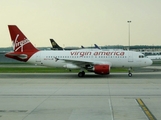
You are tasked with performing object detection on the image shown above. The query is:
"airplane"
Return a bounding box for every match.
[94,44,101,49]
[146,55,161,61]
[5,25,153,77]
[82,44,102,49]
[79,45,100,49]
[50,39,64,50]
[50,39,100,50]
[81,45,84,48]
[50,38,84,50]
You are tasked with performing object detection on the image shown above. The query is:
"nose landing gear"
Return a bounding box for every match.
[128,67,132,77]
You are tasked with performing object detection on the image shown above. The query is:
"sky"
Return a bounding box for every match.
[0,0,161,48]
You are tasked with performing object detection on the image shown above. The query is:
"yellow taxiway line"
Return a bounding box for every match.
[136,98,156,120]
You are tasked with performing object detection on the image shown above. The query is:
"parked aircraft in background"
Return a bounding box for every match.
[81,45,84,48]
[94,44,101,49]
[50,39,100,50]
[50,39,84,50]
[80,44,100,49]
[5,25,153,77]
[146,55,161,61]
[50,39,64,50]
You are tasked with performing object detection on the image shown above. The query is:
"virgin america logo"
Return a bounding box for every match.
[13,34,30,52]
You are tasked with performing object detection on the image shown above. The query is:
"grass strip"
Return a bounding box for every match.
[0,67,128,73]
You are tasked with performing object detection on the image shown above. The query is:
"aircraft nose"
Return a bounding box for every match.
[147,59,153,66]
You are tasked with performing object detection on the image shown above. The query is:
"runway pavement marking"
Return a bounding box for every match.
[136,98,157,120]
[108,99,114,120]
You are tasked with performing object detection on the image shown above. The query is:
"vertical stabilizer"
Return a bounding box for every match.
[5,25,39,62]
[50,39,63,50]
[8,25,38,52]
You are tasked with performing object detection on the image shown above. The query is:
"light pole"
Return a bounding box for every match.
[127,21,131,50]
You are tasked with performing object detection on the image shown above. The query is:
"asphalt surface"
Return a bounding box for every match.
[0,72,161,120]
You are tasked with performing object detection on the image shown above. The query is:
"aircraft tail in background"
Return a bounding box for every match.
[81,45,84,48]
[50,39,63,50]
[94,44,101,49]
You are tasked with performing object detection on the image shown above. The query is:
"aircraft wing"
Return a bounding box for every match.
[57,58,111,68]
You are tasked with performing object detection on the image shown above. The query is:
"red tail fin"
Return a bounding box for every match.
[5,25,39,62]
[8,25,38,52]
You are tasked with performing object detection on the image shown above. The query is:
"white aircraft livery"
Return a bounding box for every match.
[5,25,153,77]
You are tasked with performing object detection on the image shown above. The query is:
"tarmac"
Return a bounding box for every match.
[0,72,161,120]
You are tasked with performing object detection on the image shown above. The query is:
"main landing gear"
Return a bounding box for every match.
[78,71,85,77]
[128,67,132,77]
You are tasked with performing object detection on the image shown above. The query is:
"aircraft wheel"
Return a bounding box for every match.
[128,73,132,77]
[78,71,85,77]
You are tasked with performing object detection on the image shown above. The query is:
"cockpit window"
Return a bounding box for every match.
[139,55,145,58]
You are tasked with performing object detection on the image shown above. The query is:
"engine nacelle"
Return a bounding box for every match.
[93,65,110,75]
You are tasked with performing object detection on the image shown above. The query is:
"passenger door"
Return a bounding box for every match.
[128,52,133,62]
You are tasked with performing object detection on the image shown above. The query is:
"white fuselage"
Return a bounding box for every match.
[28,50,152,69]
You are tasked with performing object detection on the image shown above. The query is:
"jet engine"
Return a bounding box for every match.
[87,64,110,75]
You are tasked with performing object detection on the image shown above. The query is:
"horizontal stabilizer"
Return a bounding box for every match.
[5,53,28,59]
